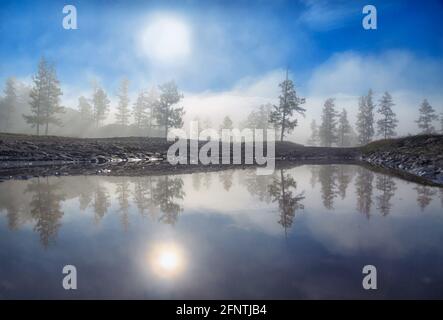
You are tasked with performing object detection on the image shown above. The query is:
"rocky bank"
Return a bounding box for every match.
[0,133,442,186]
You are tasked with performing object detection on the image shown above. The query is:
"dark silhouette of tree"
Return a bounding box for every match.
[218,170,234,191]
[355,167,374,218]
[318,165,339,209]
[115,78,130,126]
[375,175,397,216]
[0,198,21,230]
[240,170,274,203]
[133,91,148,130]
[78,188,93,211]
[0,77,17,131]
[203,173,212,189]
[376,92,398,139]
[307,119,320,146]
[23,57,64,135]
[116,179,131,230]
[192,172,202,191]
[0,183,32,230]
[92,85,110,128]
[319,98,339,147]
[133,176,159,219]
[268,170,305,236]
[77,96,93,128]
[154,81,185,139]
[92,180,110,223]
[337,108,352,147]
[242,104,276,137]
[25,177,65,248]
[308,165,320,189]
[153,176,185,225]
[220,116,234,131]
[416,99,438,134]
[337,165,355,199]
[356,89,375,145]
[414,186,437,211]
[269,70,306,141]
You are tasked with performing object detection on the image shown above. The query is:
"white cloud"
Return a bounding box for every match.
[181,70,284,129]
[299,0,358,31]
[56,50,443,142]
[304,50,443,139]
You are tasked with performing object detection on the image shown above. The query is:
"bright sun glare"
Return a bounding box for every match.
[138,15,192,63]
[158,251,179,271]
[149,243,185,278]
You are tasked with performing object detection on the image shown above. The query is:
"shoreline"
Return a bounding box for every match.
[0,133,442,186]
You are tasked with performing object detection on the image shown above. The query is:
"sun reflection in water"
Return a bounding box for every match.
[149,242,186,278]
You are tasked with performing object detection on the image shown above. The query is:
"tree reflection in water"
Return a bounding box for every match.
[133,176,159,220]
[355,167,374,219]
[92,179,110,224]
[25,177,65,248]
[116,180,131,231]
[318,165,339,210]
[268,169,305,236]
[152,176,185,225]
[218,170,234,191]
[1,165,442,249]
[415,186,437,211]
[375,174,397,216]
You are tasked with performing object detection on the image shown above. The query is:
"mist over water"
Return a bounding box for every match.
[0,165,442,299]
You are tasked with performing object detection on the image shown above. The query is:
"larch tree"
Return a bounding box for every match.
[92,86,110,128]
[415,99,438,134]
[43,64,64,135]
[319,98,339,147]
[144,87,159,136]
[77,96,93,125]
[24,58,49,135]
[133,91,148,130]
[220,116,234,131]
[376,91,398,139]
[115,78,130,126]
[0,77,17,131]
[307,119,320,146]
[337,108,352,147]
[269,70,306,142]
[23,57,64,135]
[356,89,375,145]
[154,81,185,139]
[243,104,273,130]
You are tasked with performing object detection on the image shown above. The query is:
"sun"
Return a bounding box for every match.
[138,14,192,64]
[149,242,186,278]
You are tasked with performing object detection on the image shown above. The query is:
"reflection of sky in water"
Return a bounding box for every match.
[0,165,442,299]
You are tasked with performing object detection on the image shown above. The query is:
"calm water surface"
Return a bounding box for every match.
[0,165,442,299]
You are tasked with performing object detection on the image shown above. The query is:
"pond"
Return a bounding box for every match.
[0,164,442,299]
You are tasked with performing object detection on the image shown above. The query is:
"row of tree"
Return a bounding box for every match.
[1,62,442,142]
[2,166,442,247]
[308,90,443,147]
[0,57,185,137]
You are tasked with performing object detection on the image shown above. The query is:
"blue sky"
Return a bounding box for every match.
[1,0,442,140]
[1,0,442,91]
